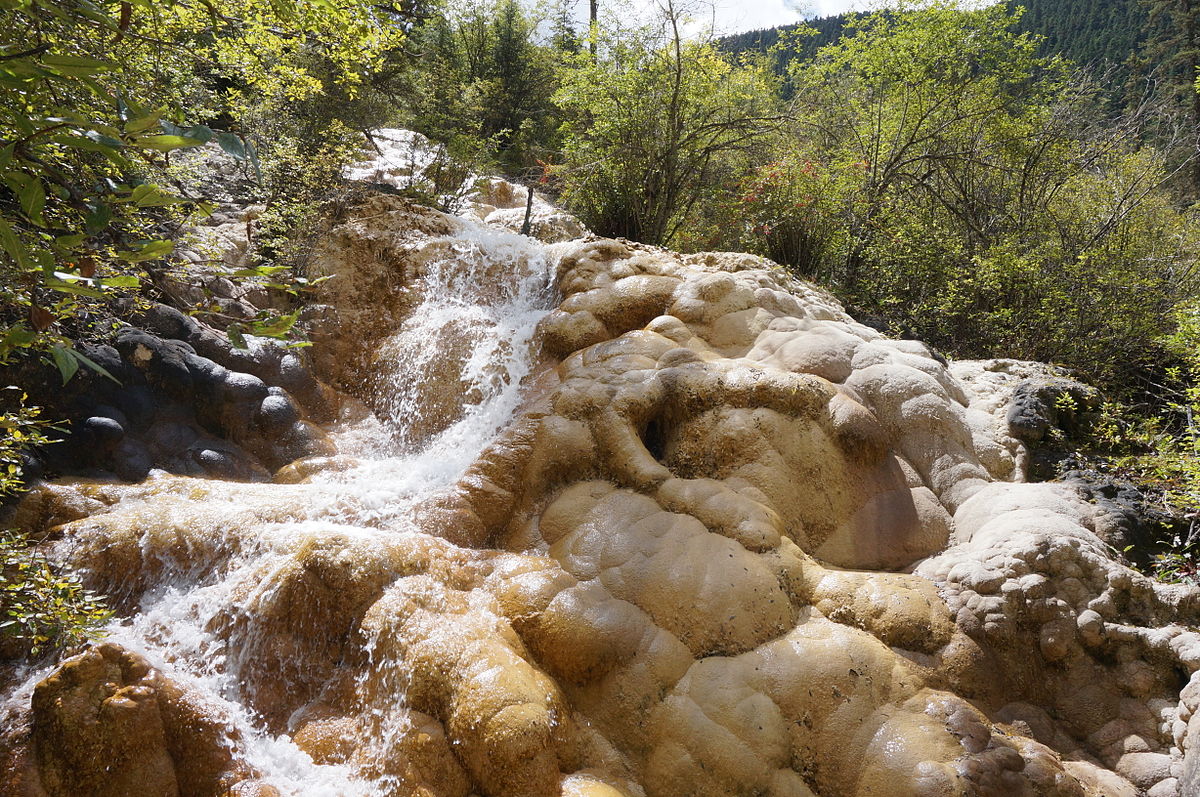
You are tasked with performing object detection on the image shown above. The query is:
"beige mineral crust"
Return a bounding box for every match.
[9,195,1200,797]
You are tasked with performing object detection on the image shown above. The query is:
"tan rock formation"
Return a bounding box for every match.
[0,642,271,797]
[7,193,1200,797]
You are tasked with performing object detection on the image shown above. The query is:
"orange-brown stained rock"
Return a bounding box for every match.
[28,642,263,797]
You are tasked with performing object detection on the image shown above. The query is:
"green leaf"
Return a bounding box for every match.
[250,311,300,338]
[186,125,215,143]
[0,324,37,358]
[0,218,29,269]
[230,265,287,277]
[129,183,187,207]
[44,277,103,298]
[97,275,139,288]
[162,122,214,143]
[245,139,262,183]
[54,233,86,249]
[68,347,120,384]
[227,323,248,349]
[134,134,204,152]
[17,178,45,224]
[40,54,111,76]
[115,239,172,262]
[49,345,78,384]
[50,134,129,168]
[84,203,112,234]
[83,130,125,149]
[216,131,247,160]
[124,110,163,135]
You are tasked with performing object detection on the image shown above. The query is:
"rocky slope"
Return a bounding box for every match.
[3,138,1200,796]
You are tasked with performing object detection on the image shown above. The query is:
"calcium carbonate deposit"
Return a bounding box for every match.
[3,134,1200,797]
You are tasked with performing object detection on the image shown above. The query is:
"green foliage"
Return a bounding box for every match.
[1009,0,1147,69]
[0,387,56,495]
[0,1,194,373]
[1138,0,1200,199]
[716,2,1199,390]
[403,0,563,172]
[0,0,418,362]
[554,3,778,246]
[0,389,108,657]
[1,530,112,657]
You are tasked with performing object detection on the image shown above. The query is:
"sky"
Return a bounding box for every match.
[705,1,864,33]
[593,1,867,35]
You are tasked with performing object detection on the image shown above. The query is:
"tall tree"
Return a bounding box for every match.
[555,0,778,245]
[590,0,599,58]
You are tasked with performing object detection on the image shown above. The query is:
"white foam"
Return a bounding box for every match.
[5,188,558,795]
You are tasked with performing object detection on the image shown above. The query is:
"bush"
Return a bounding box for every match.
[0,390,109,658]
[1,531,111,658]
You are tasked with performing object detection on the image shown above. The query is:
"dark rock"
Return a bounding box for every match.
[192,447,239,475]
[19,452,45,483]
[222,372,269,403]
[256,394,299,431]
[1059,459,1175,555]
[115,330,195,396]
[147,421,199,453]
[271,421,336,464]
[136,304,200,341]
[76,342,130,384]
[113,386,157,430]
[189,444,267,481]
[91,404,129,428]
[81,416,125,450]
[183,353,230,389]
[1007,376,1100,444]
[112,439,153,482]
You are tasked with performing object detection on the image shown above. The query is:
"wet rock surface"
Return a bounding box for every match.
[5,302,333,485]
[1,642,271,797]
[4,189,1200,796]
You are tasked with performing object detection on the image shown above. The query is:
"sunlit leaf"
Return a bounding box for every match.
[115,238,172,261]
[40,53,111,76]
[135,134,204,152]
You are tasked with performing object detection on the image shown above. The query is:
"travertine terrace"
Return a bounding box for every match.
[4,148,1200,796]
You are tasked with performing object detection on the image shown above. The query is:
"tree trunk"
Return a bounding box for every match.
[1186,0,1200,198]
[589,0,598,59]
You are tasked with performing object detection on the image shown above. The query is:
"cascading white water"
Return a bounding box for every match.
[2,215,559,797]
[319,219,557,527]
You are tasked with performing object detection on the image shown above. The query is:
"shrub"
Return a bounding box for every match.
[0,390,109,658]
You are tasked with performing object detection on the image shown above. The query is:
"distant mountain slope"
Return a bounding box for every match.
[1012,0,1146,67]
[720,0,1147,71]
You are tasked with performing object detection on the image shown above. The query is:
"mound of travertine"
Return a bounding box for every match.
[8,193,1200,797]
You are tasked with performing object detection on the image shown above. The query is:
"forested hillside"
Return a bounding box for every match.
[722,0,1148,76]
[1012,0,1146,67]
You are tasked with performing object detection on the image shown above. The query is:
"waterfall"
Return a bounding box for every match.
[2,215,558,797]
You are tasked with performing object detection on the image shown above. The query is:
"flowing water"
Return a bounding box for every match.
[3,217,559,796]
